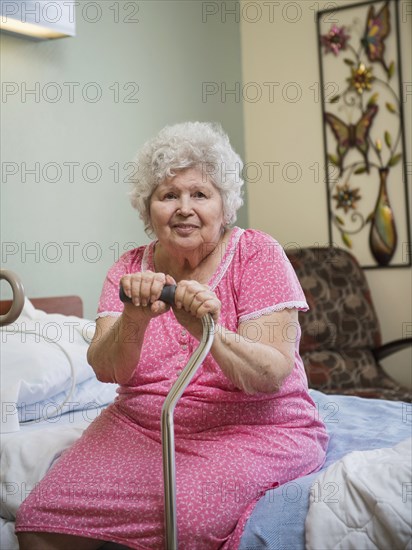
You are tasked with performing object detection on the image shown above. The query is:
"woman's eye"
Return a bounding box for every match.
[193,191,206,198]
[163,193,177,200]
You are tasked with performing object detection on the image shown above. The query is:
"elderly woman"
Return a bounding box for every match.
[16,122,328,549]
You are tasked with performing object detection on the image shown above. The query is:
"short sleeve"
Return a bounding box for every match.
[236,230,308,323]
[96,247,145,318]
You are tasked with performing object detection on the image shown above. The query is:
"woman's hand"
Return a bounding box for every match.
[120,273,220,339]
[89,270,176,385]
[173,280,221,339]
[120,271,176,320]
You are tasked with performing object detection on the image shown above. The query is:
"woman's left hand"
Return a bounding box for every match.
[172,280,220,339]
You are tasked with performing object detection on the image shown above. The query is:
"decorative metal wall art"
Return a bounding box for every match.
[317,0,411,268]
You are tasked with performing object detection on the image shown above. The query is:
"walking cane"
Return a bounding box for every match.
[119,284,215,550]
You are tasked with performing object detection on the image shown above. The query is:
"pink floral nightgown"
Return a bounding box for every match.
[16,227,328,549]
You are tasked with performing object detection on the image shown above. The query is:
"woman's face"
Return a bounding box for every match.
[149,168,225,251]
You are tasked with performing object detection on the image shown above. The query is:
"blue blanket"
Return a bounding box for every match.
[238,390,411,549]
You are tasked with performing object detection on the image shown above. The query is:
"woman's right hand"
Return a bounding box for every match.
[120,271,177,320]
[88,270,176,385]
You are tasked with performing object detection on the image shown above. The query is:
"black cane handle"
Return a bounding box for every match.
[119,284,177,306]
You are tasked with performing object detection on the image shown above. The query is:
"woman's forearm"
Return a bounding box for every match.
[87,313,150,385]
[210,324,294,394]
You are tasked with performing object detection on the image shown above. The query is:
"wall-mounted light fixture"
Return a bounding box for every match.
[0,0,75,40]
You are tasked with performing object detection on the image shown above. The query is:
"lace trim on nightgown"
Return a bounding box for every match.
[238,301,309,323]
[141,241,153,272]
[209,227,245,290]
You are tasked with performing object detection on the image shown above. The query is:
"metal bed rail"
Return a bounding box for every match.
[0,269,25,327]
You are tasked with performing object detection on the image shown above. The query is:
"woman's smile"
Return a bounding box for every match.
[172,223,200,235]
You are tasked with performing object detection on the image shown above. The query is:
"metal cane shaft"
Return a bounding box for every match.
[119,283,215,549]
[161,314,215,550]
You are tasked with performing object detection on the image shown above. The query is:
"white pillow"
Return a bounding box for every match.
[18,376,118,423]
[0,299,106,432]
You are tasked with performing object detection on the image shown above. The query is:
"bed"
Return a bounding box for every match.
[1,285,411,549]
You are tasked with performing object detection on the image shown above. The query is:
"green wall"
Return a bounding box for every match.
[1,1,246,318]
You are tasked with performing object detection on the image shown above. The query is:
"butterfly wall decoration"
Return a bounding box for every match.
[324,104,379,175]
[317,0,410,268]
[361,2,391,73]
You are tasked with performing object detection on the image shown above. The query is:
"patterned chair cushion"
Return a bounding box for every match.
[301,349,409,400]
[286,247,410,401]
[286,247,381,351]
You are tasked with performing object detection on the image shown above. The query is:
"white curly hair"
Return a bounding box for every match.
[129,121,244,234]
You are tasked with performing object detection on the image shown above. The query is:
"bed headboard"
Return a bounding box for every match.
[0,296,84,318]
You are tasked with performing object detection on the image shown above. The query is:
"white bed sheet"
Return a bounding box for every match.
[1,407,103,550]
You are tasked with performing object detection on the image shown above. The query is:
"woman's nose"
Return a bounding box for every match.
[176,197,193,216]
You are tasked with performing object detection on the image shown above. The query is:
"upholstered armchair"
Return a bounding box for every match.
[286,247,411,401]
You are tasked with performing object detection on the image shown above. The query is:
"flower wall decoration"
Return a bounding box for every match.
[317,0,410,268]
[321,24,350,55]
